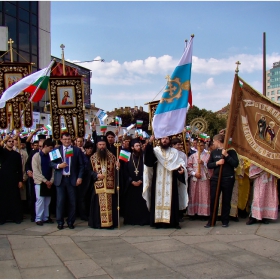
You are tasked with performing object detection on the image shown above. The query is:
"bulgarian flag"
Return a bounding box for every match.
[119,150,131,162]
[85,119,89,124]
[115,116,119,125]
[100,120,107,132]
[42,126,49,132]
[65,147,74,158]
[136,120,143,128]
[0,60,55,108]
[46,124,52,131]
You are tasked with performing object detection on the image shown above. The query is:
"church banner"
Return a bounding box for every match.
[224,75,280,178]
[49,76,85,140]
[0,62,33,129]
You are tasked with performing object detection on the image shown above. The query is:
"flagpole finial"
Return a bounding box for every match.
[235,61,241,74]
[60,44,66,76]
[185,39,188,42]
[191,34,195,38]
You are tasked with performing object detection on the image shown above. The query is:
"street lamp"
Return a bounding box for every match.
[76,58,105,63]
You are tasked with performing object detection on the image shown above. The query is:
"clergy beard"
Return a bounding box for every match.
[133,150,142,157]
[160,142,170,150]
[97,148,107,161]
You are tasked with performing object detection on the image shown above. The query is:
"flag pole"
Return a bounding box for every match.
[211,62,240,227]
[263,32,266,96]
[114,140,122,229]
[19,59,56,121]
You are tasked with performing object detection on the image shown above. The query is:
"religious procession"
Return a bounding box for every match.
[0,35,279,232]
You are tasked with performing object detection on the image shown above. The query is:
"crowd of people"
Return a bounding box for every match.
[0,122,279,230]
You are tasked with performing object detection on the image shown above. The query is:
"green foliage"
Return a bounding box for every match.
[186,105,227,139]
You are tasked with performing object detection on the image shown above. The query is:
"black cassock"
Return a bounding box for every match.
[123,154,150,226]
[144,143,185,228]
[0,147,23,223]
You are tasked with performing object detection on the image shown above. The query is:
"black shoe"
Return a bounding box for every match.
[68,224,75,229]
[262,219,269,224]
[189,216,196,221]
[36,221,43,226]
[80,217,88,221]
[44,218,54,224]
[204,223,211,228]
[57,225,64,230]
[106,226,114,230]
[176,225,181,229]
[0,221,5,225]
[31,219,35,222]
[222,223,229,228]
[14,220,21,224]
[246,217,256,225]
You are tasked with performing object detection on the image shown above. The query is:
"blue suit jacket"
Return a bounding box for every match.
[50,145,84,187]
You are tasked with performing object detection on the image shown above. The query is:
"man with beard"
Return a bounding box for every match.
[123,138,149,226]
[0,136,23,224]
[143,135,187,229]
[88,136,119,229]
[25,138,45,222]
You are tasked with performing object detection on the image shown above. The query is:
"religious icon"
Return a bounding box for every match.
[257,115,266,140]
[4,73,23,89]
[58,86,76,107]
[265,121,275,144]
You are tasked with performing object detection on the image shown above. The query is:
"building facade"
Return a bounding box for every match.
[266,61,280,104]
[0,1,51,113]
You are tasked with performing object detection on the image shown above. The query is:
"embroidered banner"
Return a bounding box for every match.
[224,75,280,178]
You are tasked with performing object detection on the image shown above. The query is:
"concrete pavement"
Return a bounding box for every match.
[0,215,280,279]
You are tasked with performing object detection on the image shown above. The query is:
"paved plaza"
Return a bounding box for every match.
[0,215,280,279]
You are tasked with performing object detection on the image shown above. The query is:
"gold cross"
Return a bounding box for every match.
[235,61,241,74]
[8,38,14,62]
[134,169,139,176]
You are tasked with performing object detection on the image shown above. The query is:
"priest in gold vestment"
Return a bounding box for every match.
[88,136,118,229]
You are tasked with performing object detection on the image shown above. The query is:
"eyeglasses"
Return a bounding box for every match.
[7,140,14,143]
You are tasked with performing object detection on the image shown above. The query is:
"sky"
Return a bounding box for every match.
[51,1,280,113]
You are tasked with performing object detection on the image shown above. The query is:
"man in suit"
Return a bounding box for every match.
[50,132,84,230]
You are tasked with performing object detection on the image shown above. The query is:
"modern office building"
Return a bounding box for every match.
[266,61,280,104]
[0,1,51,112]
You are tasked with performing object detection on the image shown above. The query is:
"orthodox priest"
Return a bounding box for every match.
[123,138,149,226]
[0,136,23,224]
[88,136,119,229]
[143,135,186,229]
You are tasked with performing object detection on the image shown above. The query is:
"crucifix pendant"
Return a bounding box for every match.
[134,169,139,176]
[101,166,106,173]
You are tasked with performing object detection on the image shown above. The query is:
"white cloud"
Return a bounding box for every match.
[68,52,280,112]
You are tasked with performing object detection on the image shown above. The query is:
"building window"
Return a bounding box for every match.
[271,97,275,101]
[267,92,270,96]
[271,91,275,95]
[277,96,280,101]
[278,90,280,95]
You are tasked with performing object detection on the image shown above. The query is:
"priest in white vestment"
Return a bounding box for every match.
[143,136,187,229]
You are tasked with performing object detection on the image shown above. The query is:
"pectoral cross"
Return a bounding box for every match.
[134,169,139,176]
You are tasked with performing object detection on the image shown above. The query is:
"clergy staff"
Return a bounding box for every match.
[123,138,149,226]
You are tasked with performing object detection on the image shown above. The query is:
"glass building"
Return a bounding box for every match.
[0,1,51,112]
[266,61,280,104]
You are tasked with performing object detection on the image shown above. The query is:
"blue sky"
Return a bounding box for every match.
[51,1,280,112]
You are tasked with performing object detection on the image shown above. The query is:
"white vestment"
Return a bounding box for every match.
[143,146,187,223]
